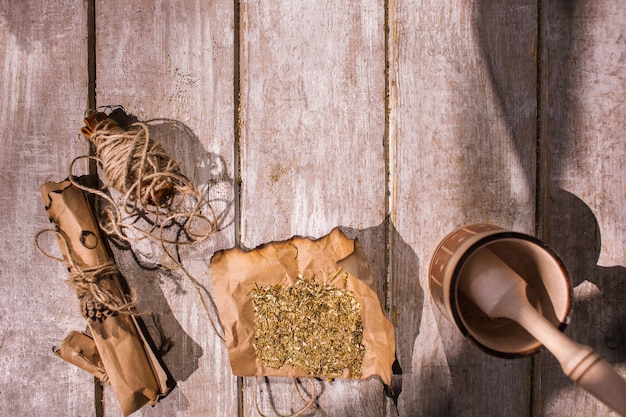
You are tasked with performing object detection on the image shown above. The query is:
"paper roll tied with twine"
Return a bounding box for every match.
[41,178,173,416]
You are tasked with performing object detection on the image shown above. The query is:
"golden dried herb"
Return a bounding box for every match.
[250,274,365,379]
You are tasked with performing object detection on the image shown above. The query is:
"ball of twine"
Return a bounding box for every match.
[89,119,180,209]
[77,112,218,245]
[66,109,225,343]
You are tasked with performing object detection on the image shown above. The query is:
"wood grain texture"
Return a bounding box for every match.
[0,1,93,415]
[239,0,388,415]
[95,1,237,415]
[390,0,538,415]
[539,0,626,415]
[4,0,626,415]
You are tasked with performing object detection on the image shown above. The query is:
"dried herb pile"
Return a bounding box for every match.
[250,275,365,379]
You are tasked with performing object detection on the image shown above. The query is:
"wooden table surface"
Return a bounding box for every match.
[1,0,624,416]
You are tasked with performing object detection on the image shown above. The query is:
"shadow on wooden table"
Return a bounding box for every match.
[544,188,626,361]
[342,221,423,410]
[459,1,625,414]
[149,118,235,233]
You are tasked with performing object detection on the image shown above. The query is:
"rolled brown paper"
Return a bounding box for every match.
[42,178,172,416]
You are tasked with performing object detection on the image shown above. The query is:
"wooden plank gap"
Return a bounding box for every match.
[87,3,102,415]
[535,0,546,240]
[237,376,245,417]
[533,1,544,416]
[87,0,96,112]
[87,0,98,178]
[233,0,243,250]
[94,376,104,417]
[530,354,542,417]
[384,0,399,354]
[234,1,245,416]
[383,0,394,316]
[384,0,399,414]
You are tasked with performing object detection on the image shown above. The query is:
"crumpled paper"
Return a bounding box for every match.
[53,331,107,382]
[210,227,395,385]
[41,178,173,416]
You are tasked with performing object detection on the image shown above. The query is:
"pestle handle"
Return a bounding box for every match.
[517,304,626,416]
[570,350,626,416]
[461,248,626,415]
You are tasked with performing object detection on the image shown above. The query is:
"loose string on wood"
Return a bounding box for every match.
[160,235,226,342]
[252,377,327,417]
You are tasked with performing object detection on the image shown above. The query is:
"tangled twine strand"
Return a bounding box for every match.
[253,377,327,417]
[69,109,225,341]
[75,111,218,245]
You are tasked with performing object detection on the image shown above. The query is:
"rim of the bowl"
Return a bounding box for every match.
[448,231,572,358]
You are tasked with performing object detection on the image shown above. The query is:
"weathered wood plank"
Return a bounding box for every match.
[6,1,625,415]
[0,1,93,415]
[539,1,626,415]
[390,0,538,415]
[239,0,387,415]
[95,0,237,415]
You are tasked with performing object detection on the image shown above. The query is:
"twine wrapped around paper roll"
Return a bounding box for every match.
[41,178,173,416]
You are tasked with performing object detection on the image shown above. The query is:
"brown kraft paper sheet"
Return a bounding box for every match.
[41,178,172,416]
[210,227,395,385]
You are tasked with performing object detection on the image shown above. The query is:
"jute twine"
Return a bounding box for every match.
[68,112,225,342]
[35,229,136,317]
[253,377,327,417]
[72,115,218,245]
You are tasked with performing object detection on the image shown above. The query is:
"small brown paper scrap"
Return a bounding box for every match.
[54,331,108,382]
[210,227,395,385]
[41,178,173,416]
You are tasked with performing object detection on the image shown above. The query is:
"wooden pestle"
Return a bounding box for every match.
[460,248,626,416]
